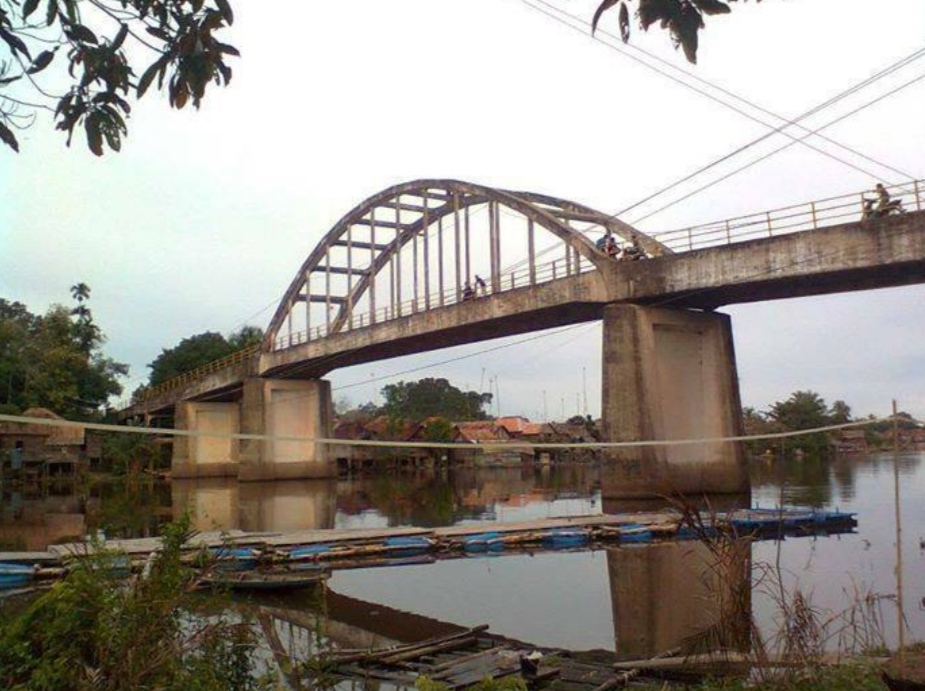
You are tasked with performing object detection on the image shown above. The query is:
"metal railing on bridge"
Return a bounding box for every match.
[271,252,599,349]
[131,179,923,406]
[130,344,261,405]
[654,179,923,253]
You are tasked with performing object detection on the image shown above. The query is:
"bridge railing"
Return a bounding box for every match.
[654,179,923,253]
[131,344,261,405]
[133,180,924,405]
[271,252,600,350]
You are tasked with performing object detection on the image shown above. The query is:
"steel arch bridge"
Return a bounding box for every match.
[264,179,670,353]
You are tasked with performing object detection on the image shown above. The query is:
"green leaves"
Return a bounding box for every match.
[0,0,240,153]
[590,0,738,63]
[592,0,619,35]
[21,0,40,20]
[0,121,19,152]
[0,26,31,60]
[27,49,55,75]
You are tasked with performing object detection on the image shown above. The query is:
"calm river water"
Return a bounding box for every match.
[2,453,923,655]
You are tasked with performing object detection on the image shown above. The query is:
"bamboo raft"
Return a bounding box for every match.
[0,507,857,589]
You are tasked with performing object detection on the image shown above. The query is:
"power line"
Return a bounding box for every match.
[632,71,925,225]
[332,322,591,393]
[519,0,924,221]
[526,0,921,187]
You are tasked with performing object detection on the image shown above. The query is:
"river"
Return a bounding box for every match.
[1,452,922,655]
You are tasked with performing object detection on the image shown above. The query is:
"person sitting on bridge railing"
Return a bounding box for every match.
[875,183,891,212]
[462,282,475,301]
[621,233,645,261]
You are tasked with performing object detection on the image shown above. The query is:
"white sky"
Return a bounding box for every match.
[2,0,924,421]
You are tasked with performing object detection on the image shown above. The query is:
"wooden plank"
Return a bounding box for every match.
[0,551,59,564]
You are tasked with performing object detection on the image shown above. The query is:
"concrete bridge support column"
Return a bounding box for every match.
[172,402,240,478]
[600,304,748,499]
[238,378,335,481]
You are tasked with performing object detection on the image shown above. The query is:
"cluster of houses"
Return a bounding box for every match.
[331,415,601,471]
[0,408,102,479]
[832,426,925,455]
[4,407,924,480]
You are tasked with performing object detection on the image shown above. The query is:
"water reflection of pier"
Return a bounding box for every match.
[251,539,752,685]
[171,479,337,533]
[608,540,751,658]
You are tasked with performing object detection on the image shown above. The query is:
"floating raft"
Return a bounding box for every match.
[0,507,857,586]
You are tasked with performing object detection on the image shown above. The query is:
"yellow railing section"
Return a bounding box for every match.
[133,343,261,404]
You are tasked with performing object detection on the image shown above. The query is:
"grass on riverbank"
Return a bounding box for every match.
[634,659,887,691]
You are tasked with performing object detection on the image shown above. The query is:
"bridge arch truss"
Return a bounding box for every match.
[265,179,667,352]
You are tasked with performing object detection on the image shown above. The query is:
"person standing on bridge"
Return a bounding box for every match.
[474,274,487,296]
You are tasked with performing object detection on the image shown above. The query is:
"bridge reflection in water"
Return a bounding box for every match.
[158,467,752,655]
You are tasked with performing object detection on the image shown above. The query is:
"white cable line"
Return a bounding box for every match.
[332,323,590,392]
[522,0,922,205]
[0,413,903,450]
[526,0,920,185]
[630,72,925,225]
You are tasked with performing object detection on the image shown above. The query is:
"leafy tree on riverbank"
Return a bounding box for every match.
[748,391,867,457]
[0,288,127,418]
[379,378,493,422]
[146,325,263,387]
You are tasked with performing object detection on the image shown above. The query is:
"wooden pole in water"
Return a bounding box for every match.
[892,399,906,664]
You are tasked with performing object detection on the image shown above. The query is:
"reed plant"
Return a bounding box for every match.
[669,497,894,690]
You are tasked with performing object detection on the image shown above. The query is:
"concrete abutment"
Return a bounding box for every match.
[600,304,749,499]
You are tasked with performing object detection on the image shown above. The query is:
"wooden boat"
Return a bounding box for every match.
[0,562,35,589]
[199,568,328,592]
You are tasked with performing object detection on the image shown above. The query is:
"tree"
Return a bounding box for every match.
[380,378,493,422]
[146,325,262,386]
[592,0,771,64]
[0,288,127,418]
[0,0,238,154]
[829,399,852,425]
[766,390,835,456]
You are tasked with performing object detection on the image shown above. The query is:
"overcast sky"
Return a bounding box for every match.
[2,0,924,422]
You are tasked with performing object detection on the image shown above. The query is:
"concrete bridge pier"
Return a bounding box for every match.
[172,402,240,478]
[600,304,749,500]
[238,378,335,481]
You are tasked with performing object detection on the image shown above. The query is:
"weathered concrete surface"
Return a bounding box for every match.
[601,211,925,308]
[238,378,335,481]
[600,305,747,498]
[260,271,607,378]
[608,540,751,658]
[172,401,240,479]
[123,210,925,420]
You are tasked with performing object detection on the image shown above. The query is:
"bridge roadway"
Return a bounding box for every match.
[129,209,925,416]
